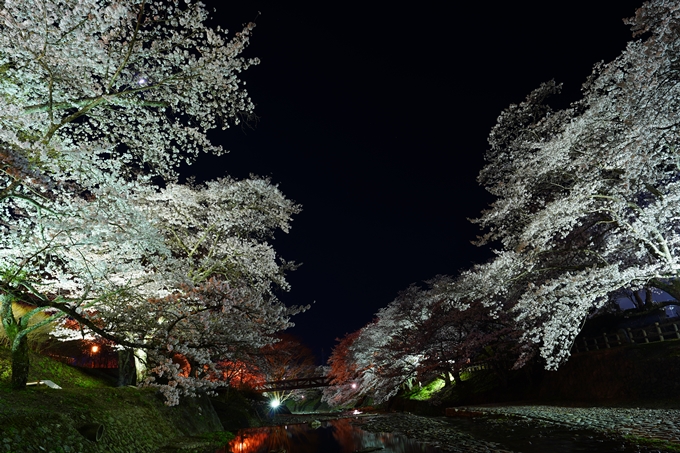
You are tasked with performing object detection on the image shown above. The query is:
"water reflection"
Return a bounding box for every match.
[221,418,443,453]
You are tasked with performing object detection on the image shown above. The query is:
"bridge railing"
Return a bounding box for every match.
[572,320,680,353]
[255,376,330,392]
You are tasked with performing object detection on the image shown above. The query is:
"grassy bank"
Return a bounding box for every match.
[0,346,229,453]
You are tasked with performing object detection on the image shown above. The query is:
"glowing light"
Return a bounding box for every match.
[270,399,280,408]
[91,345,99,353]
[351,383,357,389]
[353,409,362,415]
[133,72,150,86]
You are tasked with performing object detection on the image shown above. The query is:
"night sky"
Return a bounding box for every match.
[191,1,644,362]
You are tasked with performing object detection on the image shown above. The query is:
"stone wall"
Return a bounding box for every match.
[394,339,680,414]
[536,340,680,404]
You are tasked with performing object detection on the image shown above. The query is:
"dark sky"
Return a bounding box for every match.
[193,1,644,362]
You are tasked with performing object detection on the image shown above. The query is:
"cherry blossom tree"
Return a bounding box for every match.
[0,0,305,401]
[405,276,520,386]
[2,171,306,399]
[253,334,316,406]
[132,178,304,400]
[0,0,258,183]
[139,279,303,406]
[143,177,300,293]
[323,276,520,406]
[327,0,680,400]
[472,0,680,369]
[0,168,170,388]
[322,330,362,407]
[361,303,427,403]
[322,320,397,406]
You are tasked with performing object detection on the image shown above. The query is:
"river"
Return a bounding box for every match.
[212,413,670,453]
[220,418,443,453]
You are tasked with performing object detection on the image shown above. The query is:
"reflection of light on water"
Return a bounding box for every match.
[227,431,269,453]
[227,418,444,453]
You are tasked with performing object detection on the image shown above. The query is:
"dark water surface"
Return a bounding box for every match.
[216,415,668,453]
[220,418,443,453]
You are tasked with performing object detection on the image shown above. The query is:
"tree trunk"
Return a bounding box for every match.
[491,360,509,388]
[443,371,452,387]
[118,349,137,386]
[134,348,147,384]
[2,295,30,390]
[645,288,654,308]
[11,333,29,390]
[452,370,462,385]
[633,291,645,310]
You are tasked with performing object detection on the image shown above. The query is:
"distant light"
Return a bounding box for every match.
[133,72,150,86]
[301,395,305,399]
[351,383,357,389]
[91,345,99,353]
[270,399,280,408]
[353,409,362,415]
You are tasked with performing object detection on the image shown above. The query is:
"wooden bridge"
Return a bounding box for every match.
[255,376,331,392]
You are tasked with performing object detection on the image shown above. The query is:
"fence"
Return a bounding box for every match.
[46,353,118,369]
[572,320,680,353]
[464,363,490,373]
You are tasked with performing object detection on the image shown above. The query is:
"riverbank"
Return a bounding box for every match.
[0,385,226,453]
[0,346,230,452]
[4,343,680,452]
[352,407,680,453]
[456,405,680,451]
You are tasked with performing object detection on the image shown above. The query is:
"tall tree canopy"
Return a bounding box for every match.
[0,0,304,402]
[323,276,519,406]
[325,0,680,402]
[472,0,680,368]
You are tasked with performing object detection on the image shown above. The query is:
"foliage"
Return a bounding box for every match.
[405,377,445,401]
[254,334,316,404]
[0,0,304,403]
[323,276,520,406]
[325,0,680,399]
[467,0,680,369]
[0,0,257,181]
[322,330,361,406]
